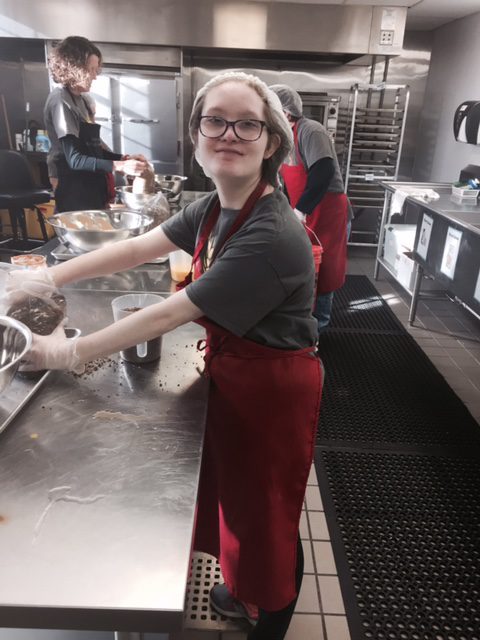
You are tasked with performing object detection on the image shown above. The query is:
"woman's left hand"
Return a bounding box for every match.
[21,326,83,373]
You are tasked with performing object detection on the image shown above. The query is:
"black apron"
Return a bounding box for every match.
[54,97,110,213]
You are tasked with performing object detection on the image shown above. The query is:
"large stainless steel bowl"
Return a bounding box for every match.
[115,185,174,211]
[47,209,153,253]
[0,316,32,394]
[155,174,187,198]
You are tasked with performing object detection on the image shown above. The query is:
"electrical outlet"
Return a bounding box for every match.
[380,30,394,45]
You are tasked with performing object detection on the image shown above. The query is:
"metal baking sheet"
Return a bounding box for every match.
[51,243,168,265]
[0,329,81,437]
[0,370,51,437]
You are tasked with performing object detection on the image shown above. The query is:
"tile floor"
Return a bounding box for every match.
[177,246,480,640]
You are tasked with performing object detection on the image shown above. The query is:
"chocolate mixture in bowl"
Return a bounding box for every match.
[7,293,66,336]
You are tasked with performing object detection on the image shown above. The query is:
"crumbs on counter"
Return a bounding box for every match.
[30,433,39,439]
[73,357,119,379]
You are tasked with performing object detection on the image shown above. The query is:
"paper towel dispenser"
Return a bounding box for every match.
[454,101,480,144]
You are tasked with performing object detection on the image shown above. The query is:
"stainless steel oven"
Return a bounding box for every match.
[298,92,340,141]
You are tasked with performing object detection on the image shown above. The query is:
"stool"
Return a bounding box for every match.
[0,150,51,244]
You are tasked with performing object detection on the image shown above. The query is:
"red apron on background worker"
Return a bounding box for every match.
[270,84,350,334]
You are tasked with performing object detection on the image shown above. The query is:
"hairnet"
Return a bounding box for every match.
[269,84,303,118]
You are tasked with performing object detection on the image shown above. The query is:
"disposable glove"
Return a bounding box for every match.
[294,208,307,224]
[20,325,83,373]
[4,267,57,305]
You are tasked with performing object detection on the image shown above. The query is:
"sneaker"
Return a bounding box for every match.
[210,583,259,625]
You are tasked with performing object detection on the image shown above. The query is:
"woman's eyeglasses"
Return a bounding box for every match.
[199,116,268,141]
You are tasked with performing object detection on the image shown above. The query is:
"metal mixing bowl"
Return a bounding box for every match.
[115,185,174,211]
[0,316,32,394]
[155,174,187,198]
[47,209,153,253]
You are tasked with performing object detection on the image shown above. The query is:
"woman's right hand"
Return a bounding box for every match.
[4,267,57,305]
[113,158,148,176]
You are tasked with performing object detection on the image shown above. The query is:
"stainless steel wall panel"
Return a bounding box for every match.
[0,0,402,55]
[44,41,181,70]
[373,31,433,180]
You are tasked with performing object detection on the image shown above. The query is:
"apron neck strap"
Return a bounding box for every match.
[192,179,267,272]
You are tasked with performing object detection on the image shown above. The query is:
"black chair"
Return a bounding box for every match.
[0,149,51,246]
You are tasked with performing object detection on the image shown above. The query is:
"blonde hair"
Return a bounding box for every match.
[189,72,293,187]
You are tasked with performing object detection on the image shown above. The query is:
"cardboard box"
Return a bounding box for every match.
[383,224,417,269]
[397,251,416,291]
[0,202,56,241]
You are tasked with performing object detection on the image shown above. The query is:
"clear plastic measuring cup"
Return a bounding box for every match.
[111,293,165,363]
[169,249,192,282]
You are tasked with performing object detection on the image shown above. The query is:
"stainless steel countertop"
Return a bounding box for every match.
[380,181,480,234]
[0,248,208,633]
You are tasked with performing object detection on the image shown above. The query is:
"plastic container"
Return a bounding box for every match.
[306,225,323,297]
[35,131,51,153]
[169,249,192,282]
[10,254,47,269]
[111,293,164,363]
[451,185,479,200]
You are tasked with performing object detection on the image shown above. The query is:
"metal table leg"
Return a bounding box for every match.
[408,262,424,325]
[374,190,392,280]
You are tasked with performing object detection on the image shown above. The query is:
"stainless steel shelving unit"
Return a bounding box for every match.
[340,83,410,247]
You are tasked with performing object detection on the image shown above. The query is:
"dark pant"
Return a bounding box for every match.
[247,536,304,640]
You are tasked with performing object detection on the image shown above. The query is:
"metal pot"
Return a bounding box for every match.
[155,174,187,198]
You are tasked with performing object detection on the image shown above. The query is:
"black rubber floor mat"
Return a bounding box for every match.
[329,275,405,334]
[315,448,480,640]
[316,331,480,449]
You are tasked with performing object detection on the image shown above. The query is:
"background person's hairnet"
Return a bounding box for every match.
[269,85,303,118]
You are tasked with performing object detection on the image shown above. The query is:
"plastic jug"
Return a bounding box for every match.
[35,130,51,153]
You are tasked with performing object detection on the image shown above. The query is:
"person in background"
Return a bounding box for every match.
[44,35,147,210]
[9,72,323,640]
[270,84,349,333]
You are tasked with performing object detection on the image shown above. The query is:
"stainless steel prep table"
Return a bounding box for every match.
[375,181,480,324]
[0,247,208,635]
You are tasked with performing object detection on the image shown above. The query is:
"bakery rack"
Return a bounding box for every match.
[339,83,410,247]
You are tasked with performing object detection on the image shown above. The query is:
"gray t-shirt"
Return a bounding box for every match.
[162,190,317,350]
[44,87,94,178]
[295,117,344,193]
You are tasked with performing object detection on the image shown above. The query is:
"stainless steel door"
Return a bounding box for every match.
[91,70,182,174]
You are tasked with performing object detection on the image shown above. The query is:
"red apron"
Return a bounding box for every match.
[177,182,323,611]
[280,123,348,295]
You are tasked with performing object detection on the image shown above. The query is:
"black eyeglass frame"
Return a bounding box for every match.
[198,116,269,141]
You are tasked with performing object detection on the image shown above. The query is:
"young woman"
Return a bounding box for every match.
[44,35,147,210]
[12,72,323,639]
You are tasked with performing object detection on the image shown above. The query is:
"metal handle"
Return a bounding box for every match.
[124,118,160,124]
